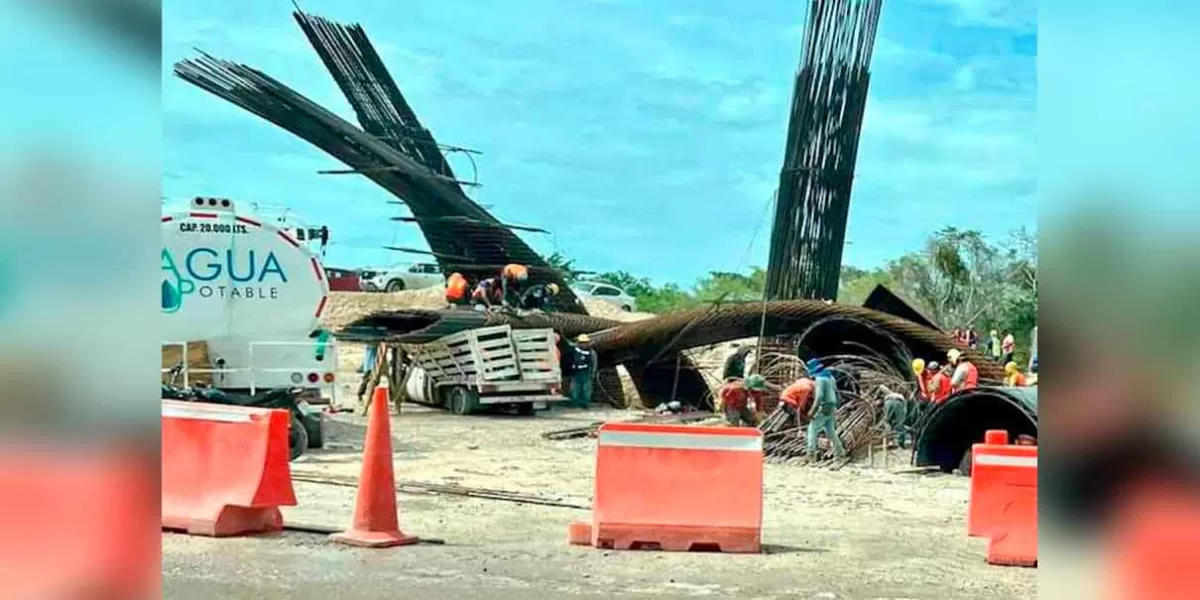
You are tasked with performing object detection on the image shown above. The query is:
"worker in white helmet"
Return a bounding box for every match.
[947,348,979,393]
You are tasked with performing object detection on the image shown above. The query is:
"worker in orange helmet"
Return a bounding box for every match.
[500,263,529,308]
[444,272,470,309]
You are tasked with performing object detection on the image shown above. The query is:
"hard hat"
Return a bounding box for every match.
[805,358,824,374]
[547,282,559,294]
[576,334,590,343]
[990,330,998,336]
[503,263,529,280]
[947,348,961,363]
[928,361,941,371]
[911,358,925,375]
[1005,361,1019,374]
[745,374,767,391]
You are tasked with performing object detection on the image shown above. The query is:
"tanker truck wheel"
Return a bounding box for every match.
[288,413,309,461]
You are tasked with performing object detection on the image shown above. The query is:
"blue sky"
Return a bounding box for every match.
[162,0,1035,285]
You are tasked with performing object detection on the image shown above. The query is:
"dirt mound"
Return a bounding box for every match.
[322,288,446,331]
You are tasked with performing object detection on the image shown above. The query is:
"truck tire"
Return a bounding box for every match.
[621,305,632,312]
[448,386,477,416]
[289,413,308,461]
[516,402,535,417]
[385,279,406,293]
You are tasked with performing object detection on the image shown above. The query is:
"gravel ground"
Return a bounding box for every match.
[162,400,1037,599]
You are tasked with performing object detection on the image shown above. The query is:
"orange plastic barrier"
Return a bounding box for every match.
[161,400,297,536]
[579,422,764,553]
[0,449,159,599]
[967,430,1037,538]
[986,481,1038,567]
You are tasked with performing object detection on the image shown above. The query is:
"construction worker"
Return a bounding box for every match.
[1001,329,1016,365]
[445,272,470,308]
[947,348,979,393]
[988,330,1003,360]
[356,343,379,407]
[471,276,502,310]
[804,359,847,459]
[1005,361,1028,387]
[719,374,766,427]
[912,358,928,399]
[878,385,909,448]
[500,263,529,308]
[722,344,752,380]
[566,334,597,408]
[928,362,953,404]
[520,282,559,311]
[779,375,815,431]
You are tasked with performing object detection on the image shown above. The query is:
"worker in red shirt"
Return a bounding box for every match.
[719,374,767,427]
[948,348,979,393]
[928,363,953,404]
[779,376,815,430]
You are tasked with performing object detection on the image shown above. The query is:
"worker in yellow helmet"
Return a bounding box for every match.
[566,333,597,408]
[1004,361,1027,387]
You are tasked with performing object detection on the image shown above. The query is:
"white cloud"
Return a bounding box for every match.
[919,0,1036,32]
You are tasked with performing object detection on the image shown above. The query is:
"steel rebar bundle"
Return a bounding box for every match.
[173,17,584,313]
[765,0,884,301]
[335,300,1004,381]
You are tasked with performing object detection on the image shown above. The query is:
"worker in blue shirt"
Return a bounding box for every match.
[804,358,847,460]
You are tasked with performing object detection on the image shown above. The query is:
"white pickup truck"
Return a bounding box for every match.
[401,325,566,415]
[360,262,444,292]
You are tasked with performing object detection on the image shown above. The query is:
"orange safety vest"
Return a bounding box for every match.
[959,362,979,391]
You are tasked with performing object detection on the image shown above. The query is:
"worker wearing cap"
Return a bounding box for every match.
[445,272,470,308]
[1005,361,1027,387]
[805,359,847,459]
[878,384,910,448]
[500,263,529,308]
[566,334,597,408]
[719,374,766,427]
[947,348,979,393]
[520,281,559,312]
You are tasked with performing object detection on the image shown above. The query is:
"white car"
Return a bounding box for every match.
[360,262,444,292]
[572,281,637,312]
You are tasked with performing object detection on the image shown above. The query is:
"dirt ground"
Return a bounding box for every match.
[162,390,1036,600]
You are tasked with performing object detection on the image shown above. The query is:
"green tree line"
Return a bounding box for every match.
[547,226,1037,359]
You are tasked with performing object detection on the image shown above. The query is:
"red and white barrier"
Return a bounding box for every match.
[571,422,764,553]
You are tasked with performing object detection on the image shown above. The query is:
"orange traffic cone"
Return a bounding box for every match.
[331,377,419,548]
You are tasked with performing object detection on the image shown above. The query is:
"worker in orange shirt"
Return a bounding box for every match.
[779,375,815,431]
[500,263,529,308]
[1005,361,1028,387]
[444,272,470,308]
[928,362,953,404]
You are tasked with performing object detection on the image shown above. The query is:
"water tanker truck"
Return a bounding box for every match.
[161,197,339,408]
